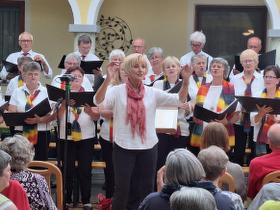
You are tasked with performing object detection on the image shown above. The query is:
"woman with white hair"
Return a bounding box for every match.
[170,187,217,210]
[95,53,192,210]
[138,148,205,210]
[190,58,239,154]
[99,49,125,199]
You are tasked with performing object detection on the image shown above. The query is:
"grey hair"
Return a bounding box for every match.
[65,53,81,66]
[198,146,229,181]
[0,150,12,176]
[146,47,163,60]
[109,49,125,62]
[22,61,41,73]
[191,54,207,64]
[210,57,230,79]
[165,148,205,186]
[78,34,92,45]
[170,187,217,210]
[17,56,33,67]
[190,31,206,45]
[0,135,35,172]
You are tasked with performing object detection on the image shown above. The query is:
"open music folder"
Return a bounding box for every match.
[193,99,238,122]
[2,98,51,126]
[235,95,280,114]
[46,84,95,107]
[155,108,178,134]
[58,55,103,74]
[2,60,18,74]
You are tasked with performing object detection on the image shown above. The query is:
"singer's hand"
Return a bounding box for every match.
[69,99,76,107]
[84,104,100,120]
[25,114,41,125]
[33,55,45,64]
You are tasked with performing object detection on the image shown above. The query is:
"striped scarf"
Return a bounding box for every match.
[256,88,280,144]
[193,74,206,89]
[18,75,24,87]
[191,80,236,147]
[23,89,40,144]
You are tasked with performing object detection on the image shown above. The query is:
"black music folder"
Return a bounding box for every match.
[2,60,18,74]
[2,98,51,126]
[235,95,280,114]
[58,55,103,74]
[234,49,276,72]
[146,75,164,87]
[46,84,95,107]
[193,99,238,122]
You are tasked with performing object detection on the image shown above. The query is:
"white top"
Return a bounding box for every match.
[95,84,180,149]
[59,105,96,140]
[0,87,5,106]
[9,84,51,131]
[6,75,22,96]
[153,80,190,136]
[203,85,223,129]
[188,74,213,101]
[51,72,93,91]
[144,72,163,85]
[180,50,213,70]
[230,71,264,125]
[74,51,100,86]
[0,50,52,79]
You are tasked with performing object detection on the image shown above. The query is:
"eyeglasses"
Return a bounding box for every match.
[19,40,32,43]
[263,75,277,80]
[191,42,202,47]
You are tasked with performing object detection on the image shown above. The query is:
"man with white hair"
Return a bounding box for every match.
[248,123,280,199]
[180,31,213,70]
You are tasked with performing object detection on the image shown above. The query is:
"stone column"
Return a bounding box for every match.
[67,0,104,53]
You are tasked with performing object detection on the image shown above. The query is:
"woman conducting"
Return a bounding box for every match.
[95,53,192,210]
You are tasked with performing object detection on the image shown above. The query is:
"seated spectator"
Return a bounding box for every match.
[198,146,243,210]
[0,135,57,209]
[201,122,246,200]
[248,183,280,210]
[248,123,280,199]
[170,187,217,210]
[0,149,25,210]
[138,148,205,210]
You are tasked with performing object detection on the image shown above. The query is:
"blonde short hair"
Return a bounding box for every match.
[162,56,180,71]
[123,53,147,75]
[240,49,259,64]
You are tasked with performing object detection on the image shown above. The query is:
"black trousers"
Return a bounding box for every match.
[231,124,255,166]
[99,137,114,198]
[156,133,189,170]
[60,139,94,204]
[112,143,157,210]
[15,130,50,161]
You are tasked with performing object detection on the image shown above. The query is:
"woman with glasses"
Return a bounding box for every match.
[250,65,280,155]
[230,49,264,166]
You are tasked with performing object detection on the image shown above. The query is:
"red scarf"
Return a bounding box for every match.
[126,80,146,142]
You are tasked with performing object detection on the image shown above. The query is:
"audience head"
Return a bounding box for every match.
[64,53,81,70]
[210,57,230,80]
[77,34,92,56]
[123,53,148,82]
[247,36,262,54]
[146,47,164,72]
[191,54,208,77]
[0,135,34,172]
[165,148,205,186]
[17,56,33,74]
[190,31,206,54]
[240,49,259,74]
[132,38,146,54]
[170,187,217,210]
[263,65,280,89]
[0,149,12,191]
[18,32,33,52]
[198,146,229,181]
[267,123,280,150]
[201,122,230,152]
[162,56,181,79]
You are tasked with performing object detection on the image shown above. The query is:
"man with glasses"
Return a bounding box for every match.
[180,31,213,70]
[0,31,52,80]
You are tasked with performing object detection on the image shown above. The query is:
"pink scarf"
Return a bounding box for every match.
[126,80,146,142]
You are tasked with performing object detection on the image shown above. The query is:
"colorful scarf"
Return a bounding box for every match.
[18,75,24,87]
[23,89,40,144]
[241,76,255,132]
[191,81,236,147]
[126,79,146,142]
[256,88,280,144]
[193,74,206,89]
[163,77,179,91]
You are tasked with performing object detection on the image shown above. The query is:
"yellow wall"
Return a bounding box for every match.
[99,0,188,58]
[28,0,74,79]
